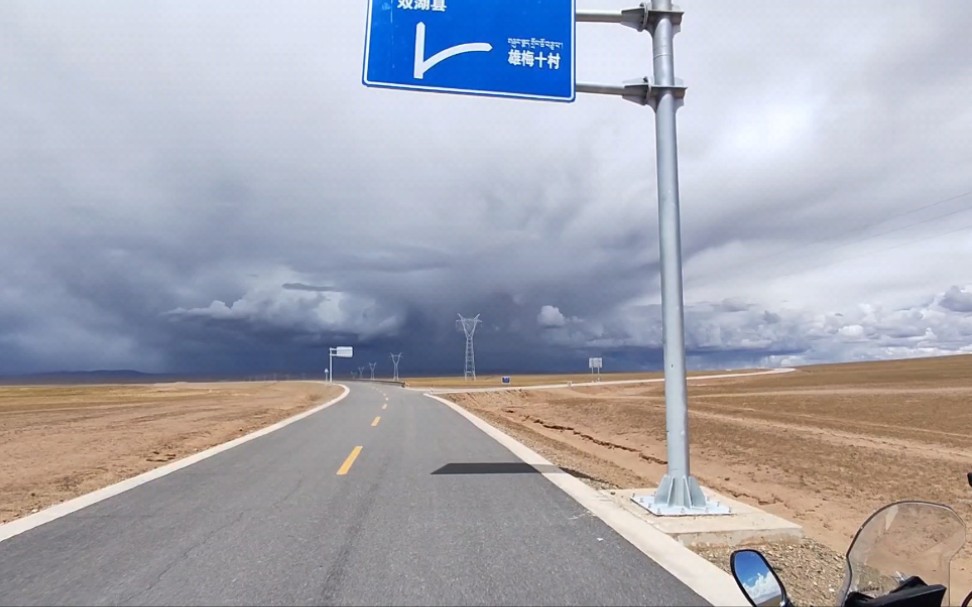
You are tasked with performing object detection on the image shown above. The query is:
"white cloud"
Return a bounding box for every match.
[744,572,782,606]
[939,286,972,313]
[524,284,972,369]
[167,281,406,342]
[838,324,866,339]
[537,305,568,328]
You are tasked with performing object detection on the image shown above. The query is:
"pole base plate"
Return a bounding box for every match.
[631,473,732,516]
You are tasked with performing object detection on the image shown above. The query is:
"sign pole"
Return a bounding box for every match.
[328,346,353,383]
[645,0,707,515]
[362,0,725,516]
[575,2,727,515]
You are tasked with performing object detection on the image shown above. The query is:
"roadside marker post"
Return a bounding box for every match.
[362,0,727,516]
[588,357,602,383]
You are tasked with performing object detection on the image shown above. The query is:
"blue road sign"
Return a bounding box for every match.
[363,0,575,102]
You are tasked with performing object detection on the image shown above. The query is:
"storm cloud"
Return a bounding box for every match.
[1,0,971,377]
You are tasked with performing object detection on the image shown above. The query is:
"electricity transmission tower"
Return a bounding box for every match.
[358,365,366,380]
[390,353,402,381]
[456,313,481,381]
[368,362,376,381]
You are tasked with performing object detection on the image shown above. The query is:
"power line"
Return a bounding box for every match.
[776,215,972,277]
[763,190,972,274]
[692,187,972,284]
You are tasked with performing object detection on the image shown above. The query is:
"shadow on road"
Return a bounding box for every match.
[431,462,599,482]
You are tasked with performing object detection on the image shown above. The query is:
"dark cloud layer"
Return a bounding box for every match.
[1,1,970,376]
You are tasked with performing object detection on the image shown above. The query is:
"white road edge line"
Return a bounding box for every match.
[0,383,351,544]
[426,393,747,607]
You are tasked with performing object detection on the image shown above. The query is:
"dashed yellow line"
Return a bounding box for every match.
[382,403,387,410]
[337,446,363,475]
[371,416,381,427]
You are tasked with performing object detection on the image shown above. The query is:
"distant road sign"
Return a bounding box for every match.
[588,357,602,369]
[363,0,575,102]
[334,347,353,358]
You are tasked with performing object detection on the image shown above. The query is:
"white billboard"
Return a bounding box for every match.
[333,346,353,358]
[588,357,602,369]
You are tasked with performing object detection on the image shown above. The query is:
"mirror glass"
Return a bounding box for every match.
[730,549,787,607]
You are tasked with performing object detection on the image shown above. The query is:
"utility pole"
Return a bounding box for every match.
[390,353,402,381]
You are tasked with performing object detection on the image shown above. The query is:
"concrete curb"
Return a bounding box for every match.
[426,392,747,607]
[0,383,351,544]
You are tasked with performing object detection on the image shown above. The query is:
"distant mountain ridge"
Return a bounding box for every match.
[4,353,967,385]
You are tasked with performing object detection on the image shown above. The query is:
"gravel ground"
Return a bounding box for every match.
[695,539,847,606]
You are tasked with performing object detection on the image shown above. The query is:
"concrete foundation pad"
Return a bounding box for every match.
[604,487,803,548]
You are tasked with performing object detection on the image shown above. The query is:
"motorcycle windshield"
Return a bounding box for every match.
[839,501,966,606]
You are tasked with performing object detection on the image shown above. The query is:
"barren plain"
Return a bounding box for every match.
[448,355,972,606]
[404,369,757,389]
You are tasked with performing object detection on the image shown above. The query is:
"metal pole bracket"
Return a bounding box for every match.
[575,3,681,32]
[576,77,653,106]
[643,4,683,30]
[624,3,685,32]
[621,77,653,106]
[620,6,651,31]
[576,78,686,108]
[646,78,687,110]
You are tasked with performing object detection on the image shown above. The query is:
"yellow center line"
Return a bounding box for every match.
[337,446,363,476]
[371,416,381,427]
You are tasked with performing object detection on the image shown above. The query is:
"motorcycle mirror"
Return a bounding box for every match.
[730,549,789,607]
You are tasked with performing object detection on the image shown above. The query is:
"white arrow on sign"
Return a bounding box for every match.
[413,22,492,80]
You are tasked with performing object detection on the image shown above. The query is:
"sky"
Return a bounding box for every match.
[2,0,971,377]
[743,571,781,607]
[734,549,782,606]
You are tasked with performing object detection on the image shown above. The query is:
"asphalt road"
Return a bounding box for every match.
[0,383,707,606]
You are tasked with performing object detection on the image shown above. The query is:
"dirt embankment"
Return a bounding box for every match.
[448,355,972,607]
[0,381,342,524]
